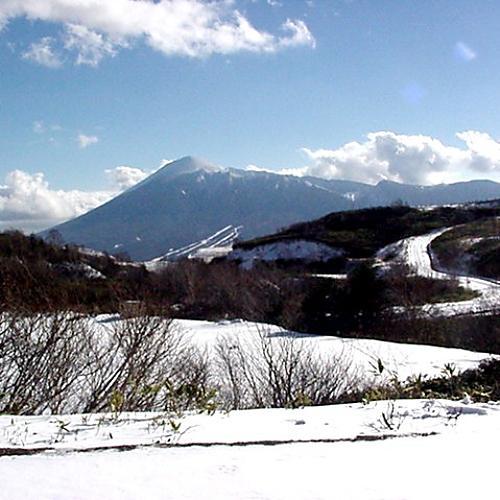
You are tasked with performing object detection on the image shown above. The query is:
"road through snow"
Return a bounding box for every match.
[380,228,500,316]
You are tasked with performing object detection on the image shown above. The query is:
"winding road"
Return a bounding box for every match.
[380,228,500,317]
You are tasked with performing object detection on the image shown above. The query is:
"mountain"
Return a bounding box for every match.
[44,156,500,260]
[46,157,352,260]
[352,179,500,207]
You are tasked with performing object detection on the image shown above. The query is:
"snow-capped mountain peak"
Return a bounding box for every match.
[153,156,226,181]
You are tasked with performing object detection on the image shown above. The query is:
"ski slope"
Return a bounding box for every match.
[150,225,241,263]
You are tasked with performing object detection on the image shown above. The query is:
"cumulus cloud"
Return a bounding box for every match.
[3,0,315,66]
[22,36,62,68]
[456,130,500,172]
[77,133,99,149]
[300,131,500,185]
[105,166,149,191]
[455,41,476,62]
[0,164,152,232]
[0,170,113,231]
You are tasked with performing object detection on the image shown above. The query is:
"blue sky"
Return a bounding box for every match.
[1,0,500,229]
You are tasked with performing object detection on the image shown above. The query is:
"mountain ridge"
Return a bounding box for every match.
[43,156,500,260]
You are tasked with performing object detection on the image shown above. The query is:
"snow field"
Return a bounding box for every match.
[175,318,494,382]
[228,239,344,268]
[1,399,499,500]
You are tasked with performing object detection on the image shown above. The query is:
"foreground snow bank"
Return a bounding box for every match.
[1,399,499,500]
[0,399,494,451]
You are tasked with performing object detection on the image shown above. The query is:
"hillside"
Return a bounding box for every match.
[430,217,500,281]
[0,231,147,311]
[234,204,500,259]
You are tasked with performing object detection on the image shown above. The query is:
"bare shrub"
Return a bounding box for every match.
[81,313,213,414]
[0,308,214,415]
[215,325,360,410]
[0,311,90,414]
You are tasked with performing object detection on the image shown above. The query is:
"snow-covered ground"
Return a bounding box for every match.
[378,228,500,316]
[0,398,493,451]
[228,239,343,269]
[173,318,492,382]
[1,399,499,499]
[311,273,348,279]
[1,317,498,499]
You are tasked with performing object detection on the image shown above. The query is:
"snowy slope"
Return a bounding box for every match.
[150,225,241,262]
[100,316,493,382]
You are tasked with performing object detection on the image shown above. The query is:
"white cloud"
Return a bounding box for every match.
[22,36,62,68]
[0,170,113,231]
[456,130,500,172]
[246,163,308,177]
[300,131,500,185]
[0,164,151,232]
[64,24,122,66]
[3,0,315,66]
[278,166,309,177]
[278,19,316,49]
[105,165,149,190]
[77,133,99,149]
[455,41,476,62]
[246,164,272,173]
[33,121,61,134]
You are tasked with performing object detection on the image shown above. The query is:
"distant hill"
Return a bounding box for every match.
[43,156,500,260]
[234,204,500,259]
